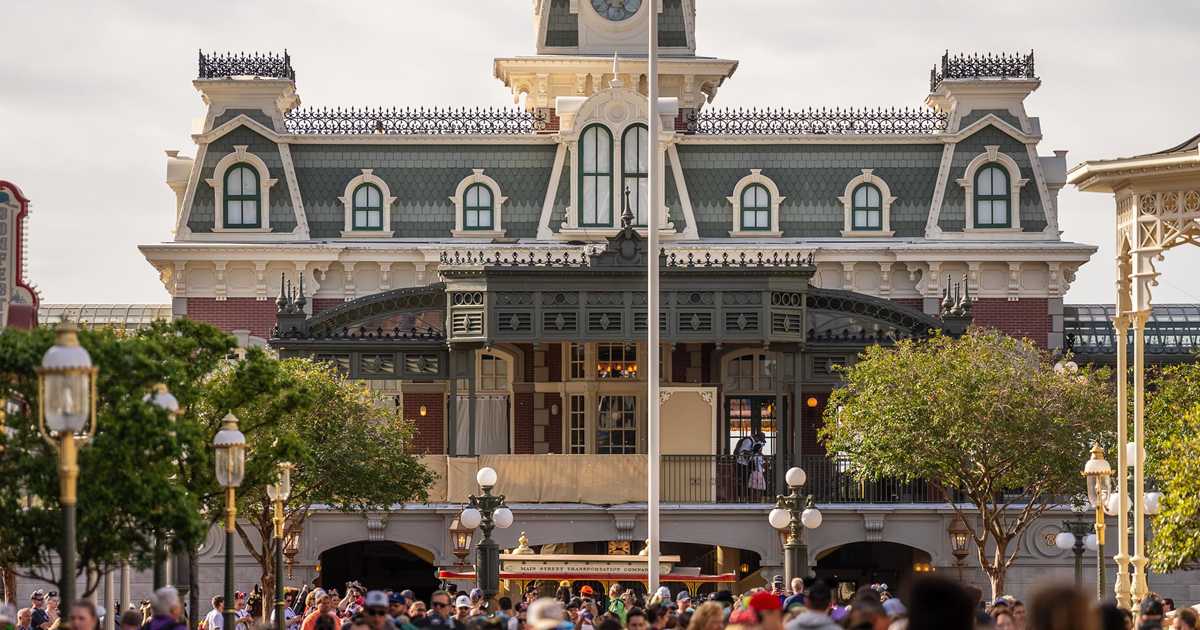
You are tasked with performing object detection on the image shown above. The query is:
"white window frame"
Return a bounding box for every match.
[566,342,588,381]
[595,393,639,455]
[956,146,1028,232]
[450,169,508,238]
[727,169,784,237]
[207,145,278,233]
[722,349,778,393]
[839,169,897,237]
[477,351,514,393]
[339,169,396,237]
[567,393,589,454]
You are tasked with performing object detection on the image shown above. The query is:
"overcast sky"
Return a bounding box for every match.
[2,0,1198,305]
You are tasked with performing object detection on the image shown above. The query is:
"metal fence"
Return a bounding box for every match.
[661,455,955,504]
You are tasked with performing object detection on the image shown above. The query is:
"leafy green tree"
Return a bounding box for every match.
[819,329,1113,598]
[0,320,235,596]
[191,356,435,615]
[1145,361,1200,572]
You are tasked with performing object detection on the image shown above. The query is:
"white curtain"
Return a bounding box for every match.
[454,395,509,455]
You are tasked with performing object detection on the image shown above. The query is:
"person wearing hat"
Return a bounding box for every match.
[748,591,783,630]
[674,591,692,616]
[358,592,397,630]
[526,598,565,630]
[452,596,471,625]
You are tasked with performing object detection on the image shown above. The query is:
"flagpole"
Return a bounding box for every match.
[646,0,662,595]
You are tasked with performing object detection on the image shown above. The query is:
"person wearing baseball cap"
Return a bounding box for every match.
[28,592,49,630]
[748,591,783,630]
[359,592,396,630]
[674,591,692,615]
[452,596,471,625]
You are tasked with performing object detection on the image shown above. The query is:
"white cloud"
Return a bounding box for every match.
[2,0,1197,304]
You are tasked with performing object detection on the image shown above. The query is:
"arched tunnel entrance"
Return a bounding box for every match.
[815,542,933,599]
[318,541,440,601]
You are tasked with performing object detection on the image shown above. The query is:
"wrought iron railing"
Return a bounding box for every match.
[687,107,948,135]
[198,50,295,80]
[283,106,548,135]
[660,454,957,504]
[930,50,1036,92]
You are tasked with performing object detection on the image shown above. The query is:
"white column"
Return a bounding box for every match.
[1112,313,1131,608]
[120,562,130,613]
[104,567,114,624]
[646,0,662,594]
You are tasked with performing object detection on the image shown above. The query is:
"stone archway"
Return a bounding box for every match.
[317,541,440,601]
[815,541,933,598]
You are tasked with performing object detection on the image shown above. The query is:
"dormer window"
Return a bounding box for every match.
[579,123,614,227]
[974,164,1011,228]
[223,164,261,228]
[464,183,495,230]
[728,170,783,237]
[851,184,882,230]
[740,184,771,231]
[339,169,396,237]
[352,183,384,230]
[621,124,648,225]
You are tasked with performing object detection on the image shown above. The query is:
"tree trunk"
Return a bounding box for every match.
[989,543,1008,600]
[2,565,15,604]
[261,540,276,624]
[189,548,201,630]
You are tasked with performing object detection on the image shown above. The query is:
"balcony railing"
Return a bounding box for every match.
[421,455,956,505]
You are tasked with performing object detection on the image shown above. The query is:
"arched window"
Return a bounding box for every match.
[579,124,613,227]
[464,183,494,230]
[740,184,771,231]
[974,164,1011,228]
[851,183,883,230]
[352,183,383,230]
[223,164,261,228]
[621,124,648,226]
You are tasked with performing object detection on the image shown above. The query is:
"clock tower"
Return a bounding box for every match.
[494,0,737,117]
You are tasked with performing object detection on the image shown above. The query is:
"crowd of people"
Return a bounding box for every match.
[1,576,1195,630]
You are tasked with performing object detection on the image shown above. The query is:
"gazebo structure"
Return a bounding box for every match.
[1068,132,1200,608]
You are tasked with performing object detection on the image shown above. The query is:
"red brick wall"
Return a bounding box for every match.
[186,297,277,339]
[892,298,925,312]
[970,298,1050,347]
[403,392,444,454]
[312,298,344,315]
[546,343,562,382]
[799,393,829,457]
[545,393,563,454]
[513,392,534,454]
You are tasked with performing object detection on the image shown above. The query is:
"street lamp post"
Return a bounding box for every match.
[213,414,247,630]
[768,467,822,585]
[948,515,971,584]
[1083,445,1113,602]
[458,467,513,602]
[37,322,99,618]
[144,384,180,590]
[266,462,293,630]
[1055,504,1093,588]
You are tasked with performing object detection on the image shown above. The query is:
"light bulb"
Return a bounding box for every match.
[785,467,807,488]
[477,467,498,488]
[768,508,791,530]
[1084,534,1098,551]
[460,507,482,530]
[493,507,514,529]
[800,507,823,529]
[1054,532,1076,551]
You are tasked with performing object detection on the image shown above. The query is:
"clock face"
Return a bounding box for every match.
[592,0,642,22]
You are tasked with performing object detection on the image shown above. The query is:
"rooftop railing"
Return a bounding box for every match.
[930,50,1036,92]
[687,107,948,135]
[198,50,295,80]
[283,106,548,135]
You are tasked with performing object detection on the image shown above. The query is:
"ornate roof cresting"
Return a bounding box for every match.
[930,50,1036,92]
[198,50,295,80]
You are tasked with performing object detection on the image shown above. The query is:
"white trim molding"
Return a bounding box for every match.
[839,169,897,237]
[450,169,508,238]
[338,169,397,238]
[727,169,784,237]
[205,145,279,233]
[956,145,1029,233]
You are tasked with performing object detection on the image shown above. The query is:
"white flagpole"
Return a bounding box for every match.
[646,0,662,594]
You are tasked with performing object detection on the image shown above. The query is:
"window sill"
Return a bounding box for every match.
[450,229,506,238]
[339,230,396,238]
[840,229,896,238]
[214,226,271,233]
[729,230,783,238]
[964,226,1022,233]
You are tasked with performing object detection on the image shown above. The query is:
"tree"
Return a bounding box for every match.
[191,356,435,614]
[819,329,1113,598]
[1145,361,1200,572]
[0,320,235,595]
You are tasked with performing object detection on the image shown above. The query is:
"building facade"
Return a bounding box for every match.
[0,181,39,330]
[120,0,1200,606]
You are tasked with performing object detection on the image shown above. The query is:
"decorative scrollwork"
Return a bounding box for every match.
[687,107,948,135]
[439,249,592,267]
[284,106,548,135]
[930,50,1035,92]
[662,250,816,268]
[198,50,295,80]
